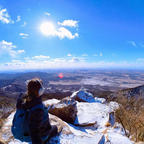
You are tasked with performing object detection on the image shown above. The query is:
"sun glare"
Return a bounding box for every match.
[40,22,56,36]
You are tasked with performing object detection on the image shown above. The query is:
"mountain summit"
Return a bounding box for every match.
[0,90,133,144]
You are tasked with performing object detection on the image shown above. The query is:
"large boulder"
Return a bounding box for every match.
[48,97,77,124]
[74,101,119,128]
[71,89,105,103]
[74,102,110,127]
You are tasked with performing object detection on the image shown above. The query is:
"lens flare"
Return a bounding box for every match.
[58,73,64,79]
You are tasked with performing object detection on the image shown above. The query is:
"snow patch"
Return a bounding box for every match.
[43,99,60,107]
[75,102,110,127]
[107,132,133,144]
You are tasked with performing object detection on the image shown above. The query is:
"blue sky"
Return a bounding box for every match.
[0,0,144,70]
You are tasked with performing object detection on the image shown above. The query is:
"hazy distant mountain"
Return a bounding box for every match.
[110,85,144,100]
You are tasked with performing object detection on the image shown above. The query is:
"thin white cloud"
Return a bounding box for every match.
[16,15,21,22]
[32,55,50,60]
[45,12,51,16]
[1,58,143,71]
[0,8,13,24]
[19,33,29,39]
[17,50,25,54]
[69,57,85,62]
[0,40,24,57]
[21,21,27,27]
[53,58,66,63]
[128,41,137,47]
[58,20,78,27]
[0,56,86,70]
[41,24,79,39]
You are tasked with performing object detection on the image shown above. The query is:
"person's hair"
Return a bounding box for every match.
[26,78,43,100]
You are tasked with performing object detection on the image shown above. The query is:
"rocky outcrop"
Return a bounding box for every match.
[71,89,105,103]
[48,97,77,124]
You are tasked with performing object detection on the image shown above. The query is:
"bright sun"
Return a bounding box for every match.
[40,22,55,36]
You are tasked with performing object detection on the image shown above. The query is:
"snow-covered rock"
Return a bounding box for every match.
[43,98,60,107]
[95,97,106,103]
[48,97,77,124]
[71,89,105,103]
[108,101,119,111]
[75,102,111,127]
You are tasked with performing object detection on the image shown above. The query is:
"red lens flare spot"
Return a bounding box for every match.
[58,73,64,79]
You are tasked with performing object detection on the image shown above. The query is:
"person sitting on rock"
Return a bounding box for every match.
[16,78,58,144]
